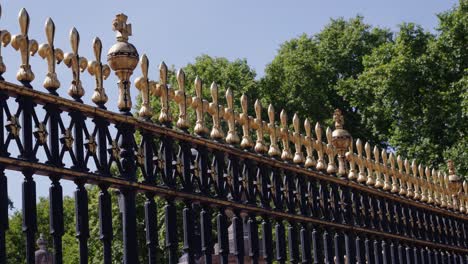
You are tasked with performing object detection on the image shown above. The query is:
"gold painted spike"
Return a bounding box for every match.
[224,88,238,144]
[364,142,374,186]
[38,18,62,91]
[439,171,447,208]
[381,150,391,191]
[267,104,280,157]
[0,4,11,75]
[63,28,87,100]
[403,158,413,197]
[134,54,152,118]
[373,146,383,189]
[356,139,366,183]
[253,99,266,153]
[419,165,428,202]
[174,69,191,129]
[89,37,110,106]
[304,118,317,168]
[432,169,440,205]
[425,166,434,204]
[325,127,336,174]
[239,93,253,148]
[292,113,304,164]
[280,109,292,161]
[11,8,37,82]
[192,76,208,135]
[315,122,326,171]
[395,155,405,195]
[388,153,396,192]
[345,138,357,180]
[156,61,173,123]
[411,160,421,200]
[208,82,224,140]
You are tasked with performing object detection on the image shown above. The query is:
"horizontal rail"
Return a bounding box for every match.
[1,155,467,254]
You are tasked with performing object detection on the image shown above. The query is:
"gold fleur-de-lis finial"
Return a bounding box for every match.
[388,153,397,192]
[382,150,391,191]
[432,169,440,205]
[239,94,253,149]
[154,62,174,124]
[411,160,421,200]
[345,139,356,179]
[174,69,192,130]
[303,118,316,168]
[404,158,413,197]
[364,142,374,186]
[38,18,64,92]
[224,88,238,144]
[191,76,208,135]
[356,139,366,183]
[208,82,225,140]
[292,113,304,164]
[315,122,326,170]
[63,28,87,100]
[425,166,433,204]
[0,5,12,78]
[267,104,280,157]
[280,109,292,161]
[325,127,337,173]
[112,13,132,42]
[134,54,152,118]
[418,164,427,202]
[11,8,38,82]
[373,146,383,188]
[252,99,267,153]
[88,37,110,107]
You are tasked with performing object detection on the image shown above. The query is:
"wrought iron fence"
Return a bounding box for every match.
[0,5,466,264]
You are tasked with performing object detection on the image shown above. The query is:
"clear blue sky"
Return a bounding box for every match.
[3,0,459,212]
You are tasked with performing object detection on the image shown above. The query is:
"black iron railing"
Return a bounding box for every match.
[0,5,466,264]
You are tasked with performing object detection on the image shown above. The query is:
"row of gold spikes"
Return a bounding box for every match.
[133,54,467,214]
[1,7,466,214]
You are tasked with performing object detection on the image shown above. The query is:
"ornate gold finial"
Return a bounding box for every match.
[304,118,316,168]
[0,5,11,78]
[425,167,434,204]
[389,153,398,193]
[88,37,110,106]
[38,18,63,92]
[280,110,292,161]
[364,142,374,186]
[447,160,462,202]
[153,62,174,124]
[174,69,192,130]
[355,139,366,183]
[315,122,326,171]
[411,160,421,200]
[415,164,427,202]
[397,156,406,195]
[439,171,447,208]
[238,93,253,148]
[251,99,266,153]
[325,127,337,174]
[267,104,280,157]
[292,113,304,164]
[207,82,224,140]
[404,159,413,197]
[373,146,383,188]
[63,28,87,100]
[331,109,351,176]
[462,180,468,213]
[381,150,391,191]
[432,169,440,205]
[134,54,152,118]
[345,139,356,180]
[224,88,238,143]
[107,13,139,113]
[191,76,209,135]
[112,13,132,42]
[11,8,38,82]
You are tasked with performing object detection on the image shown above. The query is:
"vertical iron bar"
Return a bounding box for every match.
[311,226,323,264]
[248,214,259,264]
[276,220,286,264]
[323,227,333,264]
[165,198,178,264]
[232,211,245,264]
[288,221,299,264]
[300,223,311,264]
[262,217,273,264]
[217,208,229,264]
[49,176,64,264]
[201,205,213,264]
[75,180,89,264]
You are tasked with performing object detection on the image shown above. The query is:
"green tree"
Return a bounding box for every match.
[259,16,392,144]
